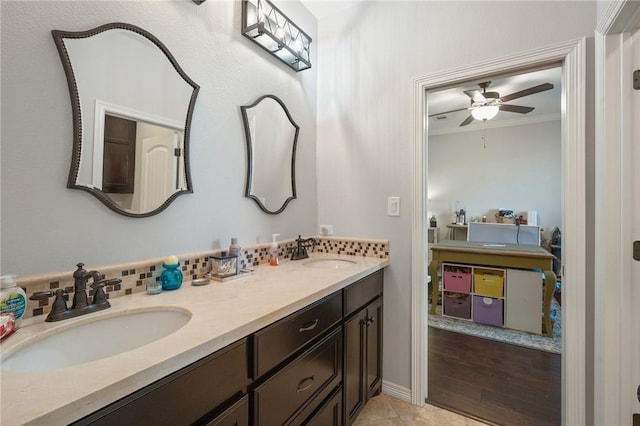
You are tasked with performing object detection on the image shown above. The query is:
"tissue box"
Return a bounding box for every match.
[210,253,239,278]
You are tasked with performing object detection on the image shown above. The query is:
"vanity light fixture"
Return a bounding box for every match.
[471,104,500,121]
[241,0,312,71]
[192,0,206,4]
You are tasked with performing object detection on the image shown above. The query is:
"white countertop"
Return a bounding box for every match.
[0,253,388,426]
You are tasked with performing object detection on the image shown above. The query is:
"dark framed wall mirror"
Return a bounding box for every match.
[241,95,298,215]
[52,22,200,217]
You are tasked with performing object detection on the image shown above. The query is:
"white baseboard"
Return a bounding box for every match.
[381,380,412,403]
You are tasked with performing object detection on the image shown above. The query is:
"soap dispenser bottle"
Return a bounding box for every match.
[229,238,241,257]
[269,234,280,266]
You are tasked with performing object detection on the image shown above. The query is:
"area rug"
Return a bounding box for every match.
[428,300,562,354]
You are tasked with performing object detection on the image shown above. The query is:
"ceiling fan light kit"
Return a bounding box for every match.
[430,80,554,127]
[471,105,499,121]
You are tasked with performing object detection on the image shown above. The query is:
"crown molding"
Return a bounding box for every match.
[428,112,560,136]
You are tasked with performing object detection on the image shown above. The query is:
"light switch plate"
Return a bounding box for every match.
[387,197,400,216]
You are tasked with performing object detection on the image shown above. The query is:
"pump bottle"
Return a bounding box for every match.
[269,234,280,266]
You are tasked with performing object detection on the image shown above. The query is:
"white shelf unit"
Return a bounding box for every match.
[440,262,542,334]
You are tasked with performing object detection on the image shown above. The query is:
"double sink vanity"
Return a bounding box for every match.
[1,18,389,426]
[1,253,388,425]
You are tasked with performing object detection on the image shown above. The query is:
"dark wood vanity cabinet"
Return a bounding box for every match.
[343,270,384,425]
[73,270,383,426]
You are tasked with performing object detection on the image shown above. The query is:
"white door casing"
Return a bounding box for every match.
[411,38,586,424]
[632,24,640,422]
[595,1,640,424]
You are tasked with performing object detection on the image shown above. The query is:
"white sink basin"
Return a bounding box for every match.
[1,308,191,372]
[303,258,357,270]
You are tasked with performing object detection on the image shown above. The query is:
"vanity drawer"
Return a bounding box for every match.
[253,328,343,426]
[205,394,249,426]
[253,291,342,377]
[74,338,249,426]
[344,269,383,318]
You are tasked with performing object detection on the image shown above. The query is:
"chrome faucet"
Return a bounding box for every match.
[290,235,318,260]
[30,263,121,322]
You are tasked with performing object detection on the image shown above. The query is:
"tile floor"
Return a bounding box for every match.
[354,394,488,425]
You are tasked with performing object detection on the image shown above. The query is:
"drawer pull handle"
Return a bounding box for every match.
[296,375,315,392]
[299,319,319,332]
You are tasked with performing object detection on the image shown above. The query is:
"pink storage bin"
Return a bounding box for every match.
[443,270,472,293]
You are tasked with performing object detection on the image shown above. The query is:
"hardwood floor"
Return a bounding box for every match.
[427,327,561,426]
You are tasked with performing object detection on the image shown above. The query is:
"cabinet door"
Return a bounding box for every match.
[343,295,384,426]
[365,298,383,399]
[505,269,542,334]
[343,309,367,425]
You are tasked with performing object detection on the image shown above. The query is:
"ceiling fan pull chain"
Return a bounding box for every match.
[482,124,487,149]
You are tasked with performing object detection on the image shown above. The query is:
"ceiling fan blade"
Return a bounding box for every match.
[459,115,475,126]
[428,107,469,117]
[500,83,554,102]
[463,90,486,103]
[499,104,535,114]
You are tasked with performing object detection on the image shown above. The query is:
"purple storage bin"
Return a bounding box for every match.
[443,292,471,319]
[472,296,504,327]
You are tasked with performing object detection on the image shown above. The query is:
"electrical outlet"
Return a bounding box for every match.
[387,197,400,216]
[320,225,334,235]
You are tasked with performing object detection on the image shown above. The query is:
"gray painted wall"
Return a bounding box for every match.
[1,0,318,276]
[316,0,596,402]
[429,120,562,243]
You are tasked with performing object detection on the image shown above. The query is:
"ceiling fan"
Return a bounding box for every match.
[430,81,554,127]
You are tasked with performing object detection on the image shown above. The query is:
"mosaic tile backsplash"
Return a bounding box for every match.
[16,237,389,319]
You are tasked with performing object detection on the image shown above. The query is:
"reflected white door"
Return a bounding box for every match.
[138,132,177,212]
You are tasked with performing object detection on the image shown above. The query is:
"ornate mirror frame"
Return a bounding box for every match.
[52,22,200,218]
[241,94,298,215]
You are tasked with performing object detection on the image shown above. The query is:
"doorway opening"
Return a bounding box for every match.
[410,38,587,425]
[424,65,563,424]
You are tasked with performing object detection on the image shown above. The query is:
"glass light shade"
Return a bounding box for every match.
[471,105,499,121]
[241,0,312,72]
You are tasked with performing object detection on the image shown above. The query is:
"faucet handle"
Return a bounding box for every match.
[30,289,67,314]
[90,278,120,306]
[90,282,108,306]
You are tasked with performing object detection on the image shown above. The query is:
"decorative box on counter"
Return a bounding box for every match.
[210,252,239,278]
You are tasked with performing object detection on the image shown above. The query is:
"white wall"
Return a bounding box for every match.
[316,1,596,395]
[428,120,562,243]
[1,0,317,275]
